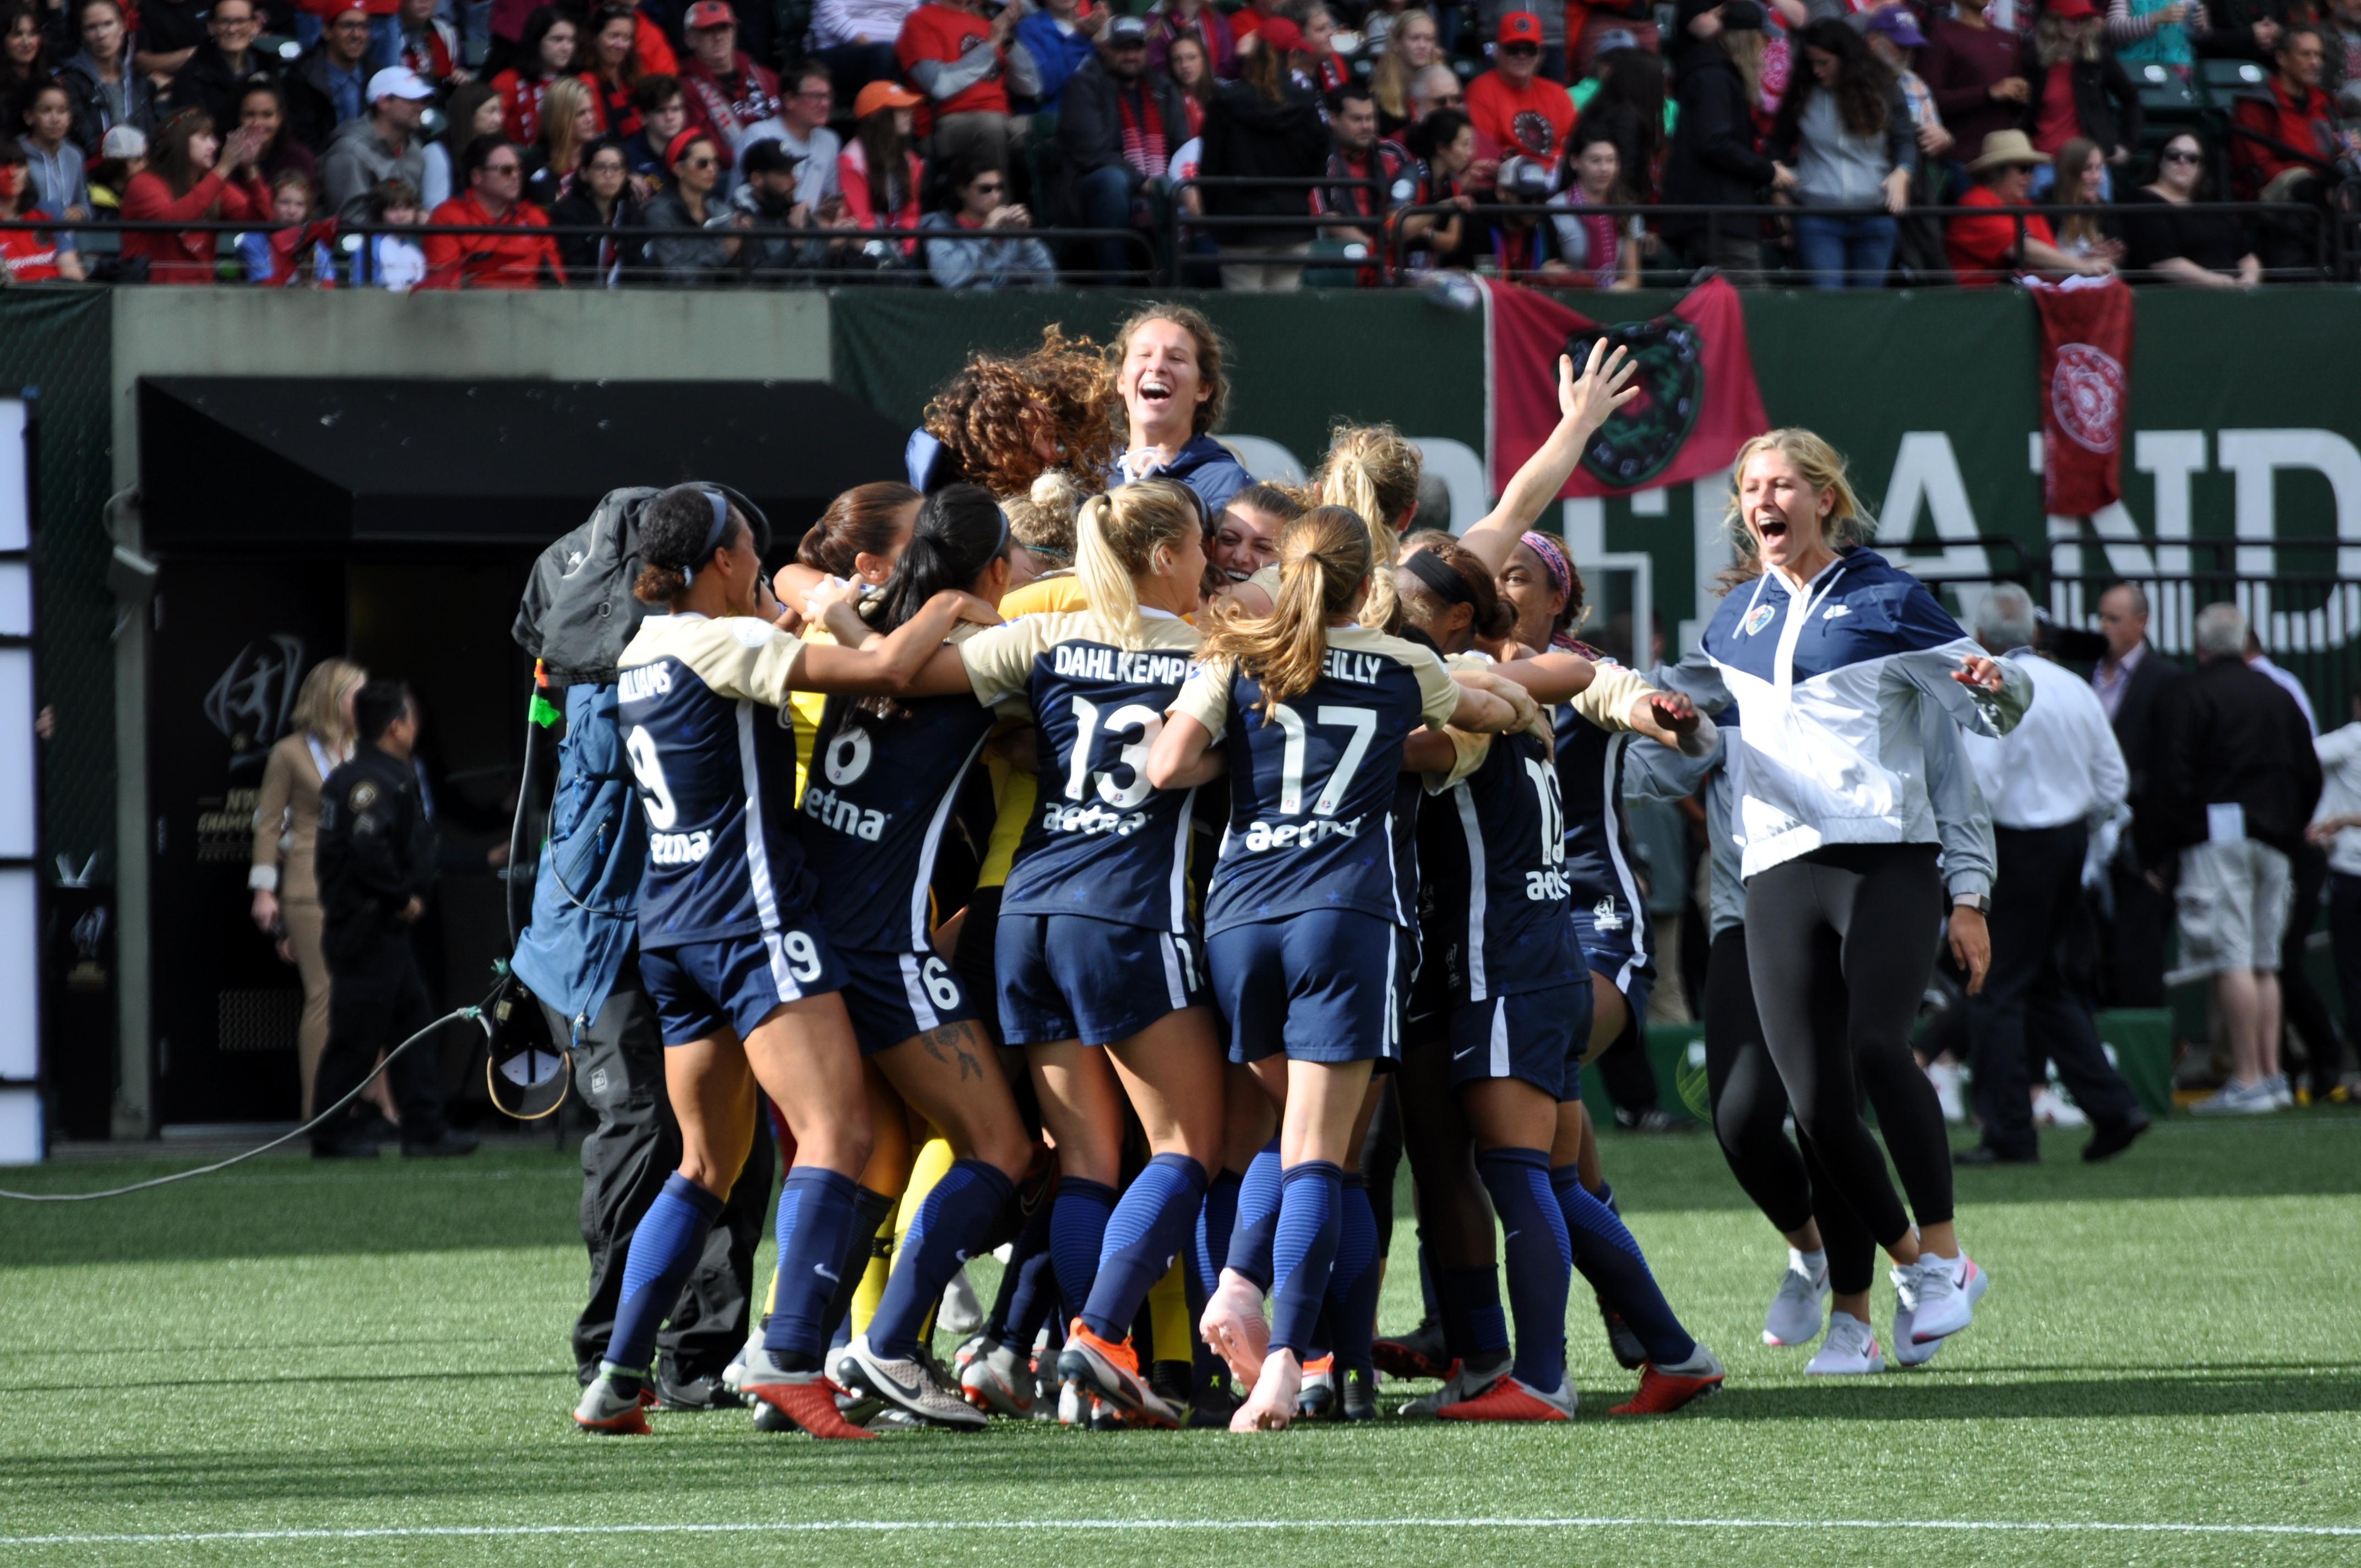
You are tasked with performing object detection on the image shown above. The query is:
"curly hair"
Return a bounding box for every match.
[921,325,1119,500]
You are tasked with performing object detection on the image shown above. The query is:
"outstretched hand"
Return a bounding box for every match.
[1647,690,1700,737]
[1558,340,1639,437]
[1953,654,2005,692]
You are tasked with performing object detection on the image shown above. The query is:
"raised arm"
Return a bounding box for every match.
[1482,647,1595,704]
[793,591,987,695]
[1456,340,1639,576]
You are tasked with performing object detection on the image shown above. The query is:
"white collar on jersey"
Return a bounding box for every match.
[1139,606,1180,622]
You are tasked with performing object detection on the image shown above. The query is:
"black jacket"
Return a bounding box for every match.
[2108,643,2185,852]
[56,55,157,159]
[1060,59,1189,181]
[1660,55,1775,237]
[2150,655,2322,862]
[548,186,646,285]
[162,43,284,134]
[1200,77,1328,244]
[285,45,365,156]
[2014,39,2143,159]
[317,743,439,967]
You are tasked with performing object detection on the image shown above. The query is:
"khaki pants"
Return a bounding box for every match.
[931,111,1025,176]
[1218,241,1312,291]
[282,898,333,1118]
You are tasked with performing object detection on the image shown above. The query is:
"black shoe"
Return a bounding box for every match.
[1188,1370,1240,1429]
[401,1129,481,1158]
[2082,1114,2152,1164]
[1954,1144,2037,1167]
[311,1135,380,1161]
[655,1370,746,1411]
[1147,1359,1192,1411]
[348,1109,398,1144]
[1599,1297,1647,1370]
[1339,1365,1377,1422]
[752,1399,798,1433]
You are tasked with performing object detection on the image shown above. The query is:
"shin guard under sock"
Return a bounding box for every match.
[1476,1147,1573,1394]
[607,1174,725,1375]
[1267,1161,1343,1355]
[1553,1164,1695,1366]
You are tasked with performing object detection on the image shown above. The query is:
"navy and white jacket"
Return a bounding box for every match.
[1668,547,2028,883]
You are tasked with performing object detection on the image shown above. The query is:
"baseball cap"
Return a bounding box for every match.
[366,66,433,103]
[1108,14,1149,43]
[1497,10,1543,46]
[1497,155,1552,200]
[2047,0,2097,16]
[684,0,735,29]
[1864,7,1928,46]
[100,124,146,159]
[853,79,924,119]
[1255,15,1304,53]
[1592,28,1640,55]
[1717,2,1766,32]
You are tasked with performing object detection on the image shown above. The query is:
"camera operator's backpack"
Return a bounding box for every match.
[512,487,662,689]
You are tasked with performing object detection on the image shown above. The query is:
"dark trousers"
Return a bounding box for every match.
[2278,842,2345,1094]
[313,940,448,1149]
[1968,824,2143,1157]
[553,973,773,1385]
[2105,857,2173,1007]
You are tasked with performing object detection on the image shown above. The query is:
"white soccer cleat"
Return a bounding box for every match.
[1803,1312,1885,1375]
[958,1340,1037,1419]
[2031,1086,2088,1129]
[835,1334,987,1430]
[1763,1249,1831,1346]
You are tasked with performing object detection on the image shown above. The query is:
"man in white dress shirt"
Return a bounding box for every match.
[1959,585,2151,1164]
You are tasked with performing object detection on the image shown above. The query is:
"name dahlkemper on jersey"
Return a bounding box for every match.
[1054,645,1190,685]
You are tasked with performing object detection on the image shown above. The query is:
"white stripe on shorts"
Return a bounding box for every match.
[1160,932,1187,1012]
[1488,996,1510,1078]
[899,951,940,1033]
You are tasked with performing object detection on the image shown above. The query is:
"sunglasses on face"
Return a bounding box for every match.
[484,161,520,175]
[1502,42,1539,56]
[681,154,717,168]
[973,181,1004,193]
[2162,148,2202,164]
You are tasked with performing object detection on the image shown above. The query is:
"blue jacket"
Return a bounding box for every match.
[509,683,644,1038]
[1014,11,1100,110]
[1112,433,1252,514]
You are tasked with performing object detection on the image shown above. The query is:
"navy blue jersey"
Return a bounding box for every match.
[1177,625,1462,934]
[796,625,997,954]
[617,613,819,952]
[960,609,1203,934]
[1549,652,1670,981]
[1417,722,1585,1002]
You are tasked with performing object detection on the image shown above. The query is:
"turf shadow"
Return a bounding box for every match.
[1660,1369,2361,1423]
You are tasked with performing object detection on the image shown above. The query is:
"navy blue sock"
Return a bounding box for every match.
[762,1166,861,1366]
[607,1173,725,1376]
[1268,1161,1342,1355]
[869,1158,1016,1360]
[1226,1139,1283,1290]
[1324,1177,1381,1378]
[984,1188,1057,1343]
[1440,1264,1510,1360]
[1194,1168,1243,1299]
[1049,1177,1117,1324]
[1418,1235,1440,1327]
[822,1185,897,1343]
[1082,1153,1209,1341]
[1553,1164,1695,1366]
[1476,1147,1573,1394]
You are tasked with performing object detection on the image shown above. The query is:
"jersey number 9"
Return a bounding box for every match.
[625,727,680,830]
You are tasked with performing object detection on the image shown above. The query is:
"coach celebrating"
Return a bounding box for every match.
[1958,586,2148,1165]
[311,679,478,1161]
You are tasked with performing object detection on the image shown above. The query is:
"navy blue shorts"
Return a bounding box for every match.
[1571,903,1655,1056]
[1210,908,1401,1066]
[640,921,848,1048]
[839,945,981,1057]
[1447,979,1592,1096]
[995,912,1204,1047]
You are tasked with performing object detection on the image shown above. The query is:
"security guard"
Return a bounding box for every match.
[311,678,479,1159]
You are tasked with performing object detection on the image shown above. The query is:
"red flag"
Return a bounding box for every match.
[2031,277,2134,516]
[1484,275,1767,499]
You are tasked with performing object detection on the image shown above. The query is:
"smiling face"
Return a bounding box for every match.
[596,15,634,68]
[1212,502,1286,580]
[1147,525,1209,618]
[1120,317,1210,445]
[326,9,369,65]
[1575,137,1618,197]
[1302,6,1334,54]
[1738,447,1836,578]
[1439,122,1476,173]
[6,13,39,66]
[1497,540,1569,652]
[2073,148,2105,198]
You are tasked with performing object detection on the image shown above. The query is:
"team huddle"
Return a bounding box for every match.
[570,308,2027,1439]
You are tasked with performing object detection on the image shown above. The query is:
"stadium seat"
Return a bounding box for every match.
[2199,57,2272,101]
[2132,61,2202,121]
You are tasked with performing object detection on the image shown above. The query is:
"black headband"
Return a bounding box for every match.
[1403,547,1476,607]
[698,489,733,558]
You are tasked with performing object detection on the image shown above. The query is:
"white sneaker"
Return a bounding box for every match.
[836,1333,987,1430]
[958,1340,1037,1419]
[1056,1379,1083,1426]
[2031,1085,2088,1129]
[938,1264,984,1336]
[1894,1251,1982,1344]
[1925,1061,1967,1125]
[2190,1079,2278,1115]
[1763,1249,1831,1347]
[1803,1312,1884,1375]
[1894,1253,1989,1364]
[1395,1352,1513,1418]
[2266,1072,2295,1109]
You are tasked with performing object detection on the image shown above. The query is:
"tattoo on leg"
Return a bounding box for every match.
[918,1024,984,1081]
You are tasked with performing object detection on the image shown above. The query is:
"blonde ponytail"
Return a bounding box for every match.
[1074,481,1200,647]
[1199,505,1373,717]
[1315,423,1423,633]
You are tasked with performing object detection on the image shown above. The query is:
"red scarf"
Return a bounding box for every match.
[1116,86,1166,181]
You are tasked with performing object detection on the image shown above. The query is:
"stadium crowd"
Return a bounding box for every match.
[2,0,2355,287]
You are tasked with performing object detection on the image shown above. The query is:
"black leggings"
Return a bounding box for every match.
[1743,843,1953,1250]
[1703,925,1876,1296]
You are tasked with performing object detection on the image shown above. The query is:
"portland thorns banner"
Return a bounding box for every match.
[1484,275,1767,499]
[2030,277,2134,516]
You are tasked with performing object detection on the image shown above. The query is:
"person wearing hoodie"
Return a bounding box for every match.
[1108,302,1250,512]
[1659,0,1794,282]
[57,0,154,157]
[321,66,432,218]
[1200,15,1325,290]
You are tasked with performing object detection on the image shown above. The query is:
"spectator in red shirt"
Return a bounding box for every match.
[0,135,85,281]
[2015,0,2141,193]
[1944,128,2115,285]
[679,1,785,175]
[122,107,271,282]
[1285,0,1350,96]
[493,8,578,146]
[1921,0,2027,167]
[839,77,923,248]
[897,0,1018,171]
[1315,83,1406,282]
[1467,11,1576,166]
[422,133,564,286]
[2231,25,2347,272]
[391,0,463,95]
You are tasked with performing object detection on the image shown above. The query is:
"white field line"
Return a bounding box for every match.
[4,1516,2359,1547]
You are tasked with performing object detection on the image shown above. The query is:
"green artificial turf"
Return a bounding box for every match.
[4,1114,2359,1567]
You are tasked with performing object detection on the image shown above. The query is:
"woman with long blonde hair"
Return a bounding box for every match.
[1149,504,1527,1431]
[249,657,368,1120]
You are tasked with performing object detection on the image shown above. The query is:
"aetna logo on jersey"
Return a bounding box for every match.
[802,783,886,841]
[1052,645,1189,685]
[1238,814,1362,852]
[1320,650,1389,687]
[649,829,714,865]
[618,663,673,702]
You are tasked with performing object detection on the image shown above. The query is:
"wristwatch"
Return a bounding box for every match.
[1952,894,1992,916]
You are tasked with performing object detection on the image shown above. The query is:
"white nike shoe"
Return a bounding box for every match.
[938,1264,984,1336]
[1803,1312,1885,1375]
[1396,1352,1513,1418]
[1925,1060,1966,1125]
[1763,1249,1831,1347]
[2031,1085,2088,1129]
[1894,1251,1983,1344]
[2265,1072,2295,1109]
[2190,1079,2278,1115]
[958,1339,1037,1419]
[1892,1249,1989,1363]
[836,1334,986,1429]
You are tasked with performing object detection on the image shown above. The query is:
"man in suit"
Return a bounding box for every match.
[2091,583,2184,1007]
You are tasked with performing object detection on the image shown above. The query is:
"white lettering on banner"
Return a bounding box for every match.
[1875,433,1989,579]
[2219,429,2361,653]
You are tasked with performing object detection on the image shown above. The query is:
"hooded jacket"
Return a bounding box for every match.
[1200,75,1327,244]
[320,115,428,220]
[1660,51,1776,238]
[1108,432,1251,514]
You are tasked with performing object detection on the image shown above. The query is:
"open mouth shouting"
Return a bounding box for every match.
[1134,372,1176,409]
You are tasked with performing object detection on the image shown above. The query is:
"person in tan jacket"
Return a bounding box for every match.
[248,657,368,1119]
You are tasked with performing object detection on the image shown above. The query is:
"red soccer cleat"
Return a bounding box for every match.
[1608,1350,1726,1416]
[1437,1375,1579,1422]
[743,1370,878,1440]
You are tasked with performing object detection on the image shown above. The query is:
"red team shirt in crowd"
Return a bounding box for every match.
[1465,69,1575,162]
[420,193,564,289]
[0,218,67,281]
[896,1,1008,133]
[1944,183,2054,287]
